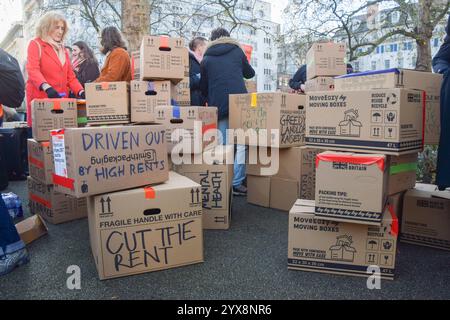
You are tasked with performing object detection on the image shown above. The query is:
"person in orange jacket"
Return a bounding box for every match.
[25,12,85,127]
[95,27,131,82]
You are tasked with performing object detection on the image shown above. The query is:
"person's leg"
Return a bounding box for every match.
[233,144,247,189]
[217,118,230,146]
[0,196,29,275]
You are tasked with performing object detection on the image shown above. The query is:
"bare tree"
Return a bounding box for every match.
[121,0,150,51]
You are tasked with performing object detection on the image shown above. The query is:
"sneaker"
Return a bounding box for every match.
[0,248,30,276]
[233,185,247,196]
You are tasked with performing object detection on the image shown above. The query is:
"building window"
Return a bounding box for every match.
[371,61,377,70]
[385,60,390,69]
[403,42,413,51]
[354,61,359,71]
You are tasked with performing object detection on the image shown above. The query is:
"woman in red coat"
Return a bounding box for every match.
[26,12,85,126]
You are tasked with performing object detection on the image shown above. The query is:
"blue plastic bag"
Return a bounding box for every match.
[1,192,23,219]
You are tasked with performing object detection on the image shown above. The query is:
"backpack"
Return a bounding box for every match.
[0,49,25,108]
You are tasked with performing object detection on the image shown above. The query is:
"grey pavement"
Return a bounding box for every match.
[0,180,449,300]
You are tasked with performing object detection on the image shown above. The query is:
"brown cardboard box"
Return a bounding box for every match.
[334,69,443,145]
[51,125,169,198]
[401,184,450,251]
[387,153,418,195]
[15,215,48,245]
[306,89,424,155]
[288,199,398,279]
[131,51,140,80]
[31,99,77,142]
[154,106,218,154]
[77,100,87,127]
[315,151,388,225]
[130,80,174,123]
[388,192,406,224]
[140,36,185,83]
[28,176,87,225]
[305,77,335,93]
[247,175,270,207]
[173,145,233,229]
[229,93,306,147]
[270,177,299,212]
[87,171,203,280]
[174,48,191,107]
[28,139,53,185]
[86,82,130,125]
[245,80,257,93]
[306,42,346,80]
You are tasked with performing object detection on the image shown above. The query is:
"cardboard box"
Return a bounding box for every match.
[173,145,233,230]
[288,199,398,279]
[334,69,443,145]
[270,177,299,212]
[306,89,424,155]
[31,99,77,142]
[139,36,185,83]
[28,176,87,224]
[130,80,174,123]
[247,175,271,208]
[401,184,450,251]
[246,146,320,200]
[131,51,140,80]
[305,77,335,92]
[387,153,418,195]
[245,80,257,93]
[87,171,204,280]
[388,192,406,224]
[315,151,388,225]
[306,42,346,80]
[174,48,191,107]
[15,215,48,245]
[154,106,217,154]
[51,125,169,198]
[27,139,53,185]
[77,100,87,127]
[85,82,130,125]
[229,93,306,148]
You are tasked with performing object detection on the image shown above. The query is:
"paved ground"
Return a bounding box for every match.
[0,180,449,300]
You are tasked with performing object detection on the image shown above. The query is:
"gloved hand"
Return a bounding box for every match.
[45,87,61,99]
[78,91,86,99]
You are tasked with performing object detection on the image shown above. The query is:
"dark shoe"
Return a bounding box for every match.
[0,248,29,276]
[233,185,247,196]
[438,186,449,191]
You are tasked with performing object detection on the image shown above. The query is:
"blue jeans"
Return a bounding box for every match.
[218,119,246,187]
[0,196,24,257]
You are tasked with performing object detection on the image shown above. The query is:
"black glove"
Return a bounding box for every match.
[45,87,61,99]
[78,91,86,99]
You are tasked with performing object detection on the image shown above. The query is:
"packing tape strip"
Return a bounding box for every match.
[389,162,417,175]
[147,81,155,91]
[202,123,217,134]
[30,193,52,209]
[172,105,181,118]
[52,174,75,191]
[51,129,65,136]
[78,117,88,124]
[53,101,61,110]
[315,153,386,172]
[144,186,156,199]
[160,36,169,48]
[101,82,109,90]
[388,204,399,237]
[422,91,426,149]
[41,141,51,148]
[250,93,257,108]
[28,156,44,169]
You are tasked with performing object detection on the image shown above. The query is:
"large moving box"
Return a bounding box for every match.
[31,99,77,141]
[28,177,87,225]
[306,42,346,80]
[173,145,233,229]
[306,89,424,155]
[130,80,174,123]
[87,172,203,280]
[28,139,53,185]
[315,152,388,225]
[334,69,443,145]
[85,82,130,125]
[154,106,217,154]
[51,125,169,198]
[288,199,398,280]
[140,36,185,83]
[401,184,450,251]
[229,93,306,148]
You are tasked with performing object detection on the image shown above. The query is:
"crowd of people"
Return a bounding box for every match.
[0,11,449,276]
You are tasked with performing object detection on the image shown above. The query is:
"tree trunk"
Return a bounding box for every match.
[121,0,150,52]
[415,0,433,71]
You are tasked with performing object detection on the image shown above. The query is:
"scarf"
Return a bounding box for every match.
[45,37,66,66]
[72,57,86,73]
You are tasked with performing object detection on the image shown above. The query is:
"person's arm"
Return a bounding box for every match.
[189,61,201,91]
[95,50,130,82]
[200,60,208,99]
[83,61,100,84]
[26,40,48,90]
[242,52,255,79]
[289,68,304,90]
[432,15,450,74]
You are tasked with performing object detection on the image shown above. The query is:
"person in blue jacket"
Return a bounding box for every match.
[188,37,208,106]
[200,28,255,196]
[432,14,450,191]
[288,64,307,92]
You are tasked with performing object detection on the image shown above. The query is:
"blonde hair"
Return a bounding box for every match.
[36,12,69,40]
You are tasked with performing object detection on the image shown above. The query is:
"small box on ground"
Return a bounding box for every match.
[28,139,53,185]
[15,215,48,245]
[288,199,398,280]
[306,42,346,80]
[87,171,203,280]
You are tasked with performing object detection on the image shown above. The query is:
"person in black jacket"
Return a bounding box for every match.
[288,64,307,92]
[432,14,450,191]
[200,28,255,196]
[189,37,207,106]
[72,41,100,87]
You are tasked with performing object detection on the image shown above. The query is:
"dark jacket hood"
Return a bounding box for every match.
[204,37,242,57]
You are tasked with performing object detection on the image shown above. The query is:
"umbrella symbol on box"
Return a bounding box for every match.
[368,240,378,250]
[372,112,382,122]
